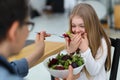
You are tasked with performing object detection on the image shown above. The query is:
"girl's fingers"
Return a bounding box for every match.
[84,33,87,39]
[65,37,69,46]
[72,34,82,43]
[71,34,78,41]
[82,33,87,39]
[65,37,69,42]
[54,78,59,80]
[73,33,81,39]
[75,34,82,41]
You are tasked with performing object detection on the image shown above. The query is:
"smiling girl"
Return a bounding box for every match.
[65,3,111,80]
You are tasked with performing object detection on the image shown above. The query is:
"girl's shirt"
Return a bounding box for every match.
[78,38,108,80]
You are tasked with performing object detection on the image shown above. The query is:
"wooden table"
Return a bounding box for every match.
[9,41,65,66]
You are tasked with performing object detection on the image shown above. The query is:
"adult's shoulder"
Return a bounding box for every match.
[0,66,23,80]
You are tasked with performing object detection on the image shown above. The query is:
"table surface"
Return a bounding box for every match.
[9,41,65,66]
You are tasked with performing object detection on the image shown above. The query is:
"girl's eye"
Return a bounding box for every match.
[72,25,76,28]
[80,26,84,28]
[78,24,85,28]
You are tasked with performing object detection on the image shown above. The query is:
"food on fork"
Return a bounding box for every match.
[63,31,71,43]
[62,31,71,38]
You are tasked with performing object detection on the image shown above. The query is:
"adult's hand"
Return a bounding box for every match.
[26,31,50,68]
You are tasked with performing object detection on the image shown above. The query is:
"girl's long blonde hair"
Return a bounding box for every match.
[69,3,111,76]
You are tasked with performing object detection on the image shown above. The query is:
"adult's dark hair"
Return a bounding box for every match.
[0,0,29,42]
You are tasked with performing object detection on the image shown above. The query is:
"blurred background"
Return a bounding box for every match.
[25,0,120,80]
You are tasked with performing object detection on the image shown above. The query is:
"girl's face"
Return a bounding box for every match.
[71,16,85,34]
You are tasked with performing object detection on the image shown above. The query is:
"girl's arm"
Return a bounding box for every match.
[81,38,108,76]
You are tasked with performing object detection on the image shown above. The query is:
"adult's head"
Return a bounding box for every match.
[0,0,32,57]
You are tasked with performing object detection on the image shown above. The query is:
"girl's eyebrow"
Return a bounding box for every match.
[71,23,84,26]
[79,23,84,25]
[72,23,84,25]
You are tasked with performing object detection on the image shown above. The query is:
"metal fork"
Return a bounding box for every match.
[35,32,64,38]
[50,33,64,38]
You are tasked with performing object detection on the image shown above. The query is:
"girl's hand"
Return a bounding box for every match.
[79,33,89,53]
[55,65,80,80]
[65,34,82,54]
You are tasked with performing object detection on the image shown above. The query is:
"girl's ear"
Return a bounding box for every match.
[8,21,19,42]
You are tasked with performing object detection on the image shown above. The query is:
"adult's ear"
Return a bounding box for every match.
[8,21,19,42]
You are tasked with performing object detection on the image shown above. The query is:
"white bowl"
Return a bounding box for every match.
[43,54,84,79]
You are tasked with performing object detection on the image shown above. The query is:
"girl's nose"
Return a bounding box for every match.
[74,27,82,34]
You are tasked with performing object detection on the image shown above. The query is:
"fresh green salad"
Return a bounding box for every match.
[48,54,84,70]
